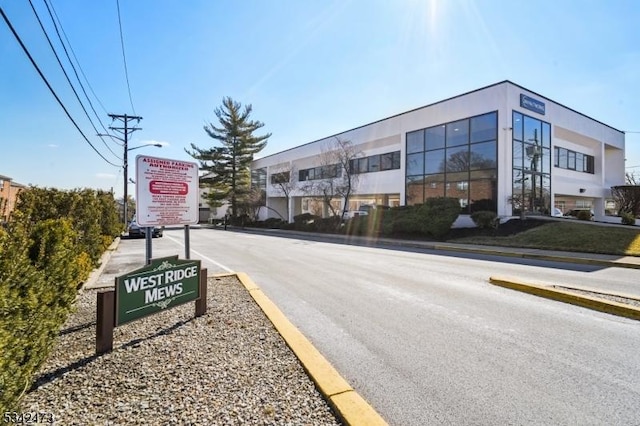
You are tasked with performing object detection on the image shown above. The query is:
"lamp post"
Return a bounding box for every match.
[98,132,161,229]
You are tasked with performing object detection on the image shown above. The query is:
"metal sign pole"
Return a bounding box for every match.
[145,227,152,265]
[185,224,190,259]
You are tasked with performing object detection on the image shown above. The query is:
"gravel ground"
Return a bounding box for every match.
[553,286,640,308]
[20,276,342,425]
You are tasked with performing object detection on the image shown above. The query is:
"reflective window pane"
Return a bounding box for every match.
[542,148,551,174]
[575,153,584,172]
[542,122,551,148]
[524,115,541,144]
[407,130,424,153]
[424,174,445,198]
[568,151,576,170]
[470,112,497,143]
[558,148,568,168]
[446,119,469,147]
[392,151,401,169]
[407,152,424,176]
[406,176,424,205]
[524,142,542,172]
[445,145,468,172]
[470,140,496,170]
[513,141,524,169]
[425,125,445,150]
[424,149,445,174]
[469,179,497,209]
[369,155,380,172]
[380,153,392,170]
[358,158,369,173]
[513,112,523,141]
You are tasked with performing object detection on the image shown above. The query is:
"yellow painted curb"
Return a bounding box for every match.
[490,276,640,321]
[235,272,388,426]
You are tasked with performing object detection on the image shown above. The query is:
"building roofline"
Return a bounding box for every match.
[256,80,624,162]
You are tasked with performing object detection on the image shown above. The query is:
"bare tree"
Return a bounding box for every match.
[611,184,640,217]
[269,163,297,222]
[300,137,361,224]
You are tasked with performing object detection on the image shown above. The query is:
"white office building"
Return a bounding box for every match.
[251,81,625,223]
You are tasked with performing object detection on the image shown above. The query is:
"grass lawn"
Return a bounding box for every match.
[450,221,640,256]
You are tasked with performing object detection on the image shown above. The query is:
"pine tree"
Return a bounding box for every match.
[187,97,270,218]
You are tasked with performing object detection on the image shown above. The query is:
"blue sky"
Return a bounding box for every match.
[1,0,639,199]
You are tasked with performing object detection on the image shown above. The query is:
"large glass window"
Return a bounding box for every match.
[513,112,523,141]
[407,153,424,176]
[446,145,469,173]
[470,141,497,170]
[512,111,551,216]
[446,119,469,147]
[425,125,446,150]
[407,130,424,153]
[406,111,497,212]
[406,176,424,204]
[470,114,497,143]
[425,149,445,174]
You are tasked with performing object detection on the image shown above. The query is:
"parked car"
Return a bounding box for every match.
[128,220,163,238]
[342,210,369,220]
[552,207,564,217]
[563,209,594,220]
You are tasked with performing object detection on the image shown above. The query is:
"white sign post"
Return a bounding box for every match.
[135,155,199,226]
[136,155,199,263]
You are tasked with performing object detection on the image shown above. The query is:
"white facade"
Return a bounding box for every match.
[252,81,625,222]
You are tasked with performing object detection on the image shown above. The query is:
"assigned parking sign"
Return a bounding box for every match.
[136,155,199,226]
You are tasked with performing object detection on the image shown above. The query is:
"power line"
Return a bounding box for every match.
[1,6,120,168]
[46,0,111,125]
[48,0,109,116]
[28,0,121,161]
[116,0,136,115]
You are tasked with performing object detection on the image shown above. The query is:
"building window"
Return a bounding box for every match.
[405,111,498,212]
[299,164,342,181]
[352,151,401,174]
[554,146,594,174]
[251,168,267,189]
[512,111,551,216]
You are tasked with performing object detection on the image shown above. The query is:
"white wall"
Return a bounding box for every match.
[252,81,625,220]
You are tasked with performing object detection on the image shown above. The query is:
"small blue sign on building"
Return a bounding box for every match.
[520,94,545,115]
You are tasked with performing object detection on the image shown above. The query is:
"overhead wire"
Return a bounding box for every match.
[46,0,111,124]
[116,0,136,115]
[0,6,121,168]
[28,0,121,161]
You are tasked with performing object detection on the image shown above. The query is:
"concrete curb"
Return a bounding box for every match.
[229,272,388,426]
[81,237,121,291]
[489,275,640,321]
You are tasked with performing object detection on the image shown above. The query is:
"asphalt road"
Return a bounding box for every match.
[127,228,640,425]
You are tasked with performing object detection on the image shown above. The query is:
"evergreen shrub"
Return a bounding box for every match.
[470,210,499,229]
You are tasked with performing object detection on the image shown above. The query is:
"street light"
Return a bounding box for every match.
[97,134,162,229]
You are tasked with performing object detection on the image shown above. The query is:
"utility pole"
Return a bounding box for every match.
[109,113,142,230]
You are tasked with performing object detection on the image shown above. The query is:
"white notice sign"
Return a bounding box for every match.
[135,155,199,226]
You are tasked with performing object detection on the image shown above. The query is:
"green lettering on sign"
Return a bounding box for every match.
[115,256,201,326]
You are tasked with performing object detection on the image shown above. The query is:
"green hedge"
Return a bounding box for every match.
[470,210,499,229]
[382,197,460,239]
[0,188,120,411]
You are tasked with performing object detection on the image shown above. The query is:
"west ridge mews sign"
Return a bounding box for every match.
[115,256,202,326]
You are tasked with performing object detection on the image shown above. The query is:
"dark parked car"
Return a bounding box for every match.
[128,220,163,238]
